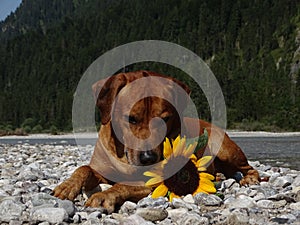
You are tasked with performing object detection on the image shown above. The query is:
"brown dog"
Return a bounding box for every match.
[53,70,260,213]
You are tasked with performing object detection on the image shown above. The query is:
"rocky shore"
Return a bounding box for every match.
[0,143,299,225]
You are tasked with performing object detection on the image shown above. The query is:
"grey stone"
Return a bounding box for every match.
[8,220,23,225]
[137,197,155,208]
[224,194,256,209]
[0,199,25,222]
[253,192,266,201]
[178,212,209,225]
[272,176,293,188]
[57,199,76,217]
[18,162,44,181]
[31,207,68,223]
[73,213,82,223]
[152,197,169,209]
[120,214,154,225]
[136,207,168,222]
[269,172,281,182]
[167,207,189,221]
[226,208,249,225]
[257,200,275,209]
[137,196,169,209]
[273,199,287,208]
[182,194,195,204]
[271,213,298,224]
[270,217,289,224]
[278,213,297,223]
[112,212,128,221]
[101,217,120,225]
[120,201,137,214]
[74,211,88,221]
[2,142,300,224]
[171,197,197,210]
[221,178,237,190]
[88,211,102,220]
[158,218,177,225]
[194,193,223,206]
[290,202,300,210]
[268,192,296,202]
[37,222,50,225]
[255,187,279,198]
[292,175,300,187]
[82,219,101,225]
[237,187,257,197]
[248,208,269,224]
[31,193,58,207]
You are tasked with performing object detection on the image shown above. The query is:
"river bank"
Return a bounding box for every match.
[1,130,300,139]
[0,142,299,224]
[1,131,300,170]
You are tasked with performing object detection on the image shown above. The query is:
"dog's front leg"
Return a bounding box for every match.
[53,165,105,200]
[85,184,151,213]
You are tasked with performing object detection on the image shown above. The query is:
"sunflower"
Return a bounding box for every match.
[144,135,216,201]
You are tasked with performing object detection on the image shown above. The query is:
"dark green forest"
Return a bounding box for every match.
[0,0,300,134]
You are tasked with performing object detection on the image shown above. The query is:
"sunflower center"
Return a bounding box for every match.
[177,169,190,184]
[163,157,199,196]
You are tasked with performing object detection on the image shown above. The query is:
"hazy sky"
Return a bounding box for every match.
[0,0,22,21]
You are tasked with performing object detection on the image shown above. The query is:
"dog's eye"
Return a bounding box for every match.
[162,116,170,123]
[126,116,138,124]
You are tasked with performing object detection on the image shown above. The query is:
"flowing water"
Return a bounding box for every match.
[1,133,300,170]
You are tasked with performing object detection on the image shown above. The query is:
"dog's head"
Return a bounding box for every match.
[93,71,190,166]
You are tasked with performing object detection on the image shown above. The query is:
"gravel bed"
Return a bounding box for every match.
[0,143,299,225]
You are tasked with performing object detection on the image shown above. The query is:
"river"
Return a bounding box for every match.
[1,132,299,170]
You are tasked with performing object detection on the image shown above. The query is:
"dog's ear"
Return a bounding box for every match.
[92,75,127,125]
[167,76,191,113]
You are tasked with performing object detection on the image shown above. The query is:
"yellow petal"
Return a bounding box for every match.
[145,176,163,187]
[173,136,186,157]
[199,172,215,181]
[143,171,159,177]
[199,180,216,193]
[169,192,180,202]
[190,154,198,163]
[198,166,207,172]
[152,183,168,198]
[163,138,172,159]
[172,135,181,150]
[200,177,215,187]
[196,156,212,168]
[193,186,209,194]
[184,142,197,158]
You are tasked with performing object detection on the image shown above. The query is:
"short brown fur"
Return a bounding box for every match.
[53,71,260,213]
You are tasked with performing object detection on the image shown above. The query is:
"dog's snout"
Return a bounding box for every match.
[139,150,158,165]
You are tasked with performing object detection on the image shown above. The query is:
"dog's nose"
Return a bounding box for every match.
[139,150,158,165]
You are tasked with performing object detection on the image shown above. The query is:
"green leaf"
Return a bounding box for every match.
[186,128,209,155]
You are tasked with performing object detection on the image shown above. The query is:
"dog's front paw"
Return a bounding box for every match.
[53,179,82,201]
[239,169,260,186]
[85,191,119,213]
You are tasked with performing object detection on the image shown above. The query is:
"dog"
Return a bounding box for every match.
[53,70,260,213]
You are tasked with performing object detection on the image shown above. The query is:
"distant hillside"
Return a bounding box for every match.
[0,0,299,133]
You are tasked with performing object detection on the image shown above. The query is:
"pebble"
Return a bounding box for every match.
[194,192,223,206]
[31,207,68,223]
[0,199,25,222]
[224,194,256,208]
[171,197,197,210]
[120,201,137,214]
[166,207,189,221]
[0,142,299,224]
[178,212,209,225]
[135,207,168,221]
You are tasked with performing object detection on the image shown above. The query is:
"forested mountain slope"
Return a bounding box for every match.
[0,0,299,132]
